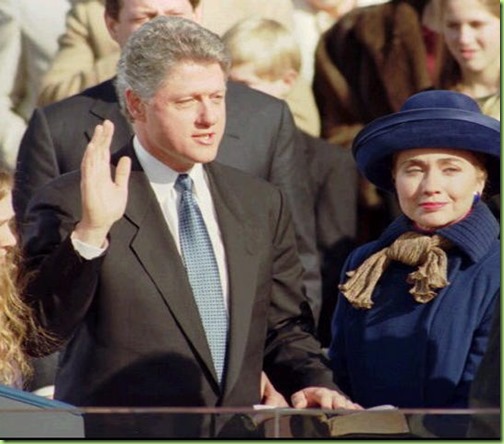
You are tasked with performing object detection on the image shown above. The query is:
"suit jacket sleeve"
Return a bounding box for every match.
[37,0,119,106]
[14,107,60,218]
[21,172,100,340]
[268,104,322,322]
[263,185,338,396]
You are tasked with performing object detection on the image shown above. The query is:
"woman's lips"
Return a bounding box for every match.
[459,48,477,61]
[420,202,446,211]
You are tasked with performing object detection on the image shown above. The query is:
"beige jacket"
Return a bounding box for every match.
[286,78,321,137]
[201,0,294,36]
[38,0,119,107]
[0,0,71,167]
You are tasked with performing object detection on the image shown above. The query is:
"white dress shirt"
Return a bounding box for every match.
[72,136,230,311]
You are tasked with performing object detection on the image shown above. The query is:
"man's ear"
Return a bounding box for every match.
[275,68,299,98]
[281,68,299,89]
[193,3,203,25]
[104,11,119,42]
[125,89,146,122]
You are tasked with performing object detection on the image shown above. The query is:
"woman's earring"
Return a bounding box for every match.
[473,191,481,205]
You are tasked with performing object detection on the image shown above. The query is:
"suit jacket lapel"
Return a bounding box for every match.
[85,79,133,151]
[205,164,260,397]
[114,145,217,383]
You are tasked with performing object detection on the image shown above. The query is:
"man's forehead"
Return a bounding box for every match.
[164,62,226,83]
[120,0,194,10]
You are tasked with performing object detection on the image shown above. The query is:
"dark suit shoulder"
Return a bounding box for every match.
[227,81,288,114]
[301,130,339,156]
[39,79,117,119]
[301,131,354,174]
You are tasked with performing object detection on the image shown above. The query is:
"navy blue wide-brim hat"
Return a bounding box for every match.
[352,90,501,195]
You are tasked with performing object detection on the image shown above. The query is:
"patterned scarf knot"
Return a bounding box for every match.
[339,232,452,309]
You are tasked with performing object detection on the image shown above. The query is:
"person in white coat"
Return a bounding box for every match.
[0,0,72,168]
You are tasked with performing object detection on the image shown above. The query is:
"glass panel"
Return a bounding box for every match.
[0,407,499,439]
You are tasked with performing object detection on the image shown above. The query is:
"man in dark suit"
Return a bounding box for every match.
[14,0,321,319]
[21,16,358,437]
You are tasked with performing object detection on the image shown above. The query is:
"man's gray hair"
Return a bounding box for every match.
[116,16,231,120]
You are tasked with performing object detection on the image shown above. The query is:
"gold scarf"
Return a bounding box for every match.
[339,232,452,309]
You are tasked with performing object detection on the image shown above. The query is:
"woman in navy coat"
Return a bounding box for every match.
[329,90,500,409]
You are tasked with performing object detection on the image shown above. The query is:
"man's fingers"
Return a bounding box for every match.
[89,123,104,150]
[331,394,362,410]
[291,387,363,411]
[291,391,308,408]
[101,119,115,136]
[115,156,132,189]
[89,120,115,160]
[100,120,115,155]
[318,390,333,409]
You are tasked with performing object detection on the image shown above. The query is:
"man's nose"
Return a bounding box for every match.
[197,102,219,126]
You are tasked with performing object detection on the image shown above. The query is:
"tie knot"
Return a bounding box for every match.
[175,174,193,193]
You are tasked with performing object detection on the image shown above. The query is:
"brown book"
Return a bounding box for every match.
[326,409,410,437]
[256,407,412,438]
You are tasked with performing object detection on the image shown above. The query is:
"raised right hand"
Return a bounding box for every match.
[73,120,131,247]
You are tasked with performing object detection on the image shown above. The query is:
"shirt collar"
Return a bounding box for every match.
[132,136,206,193]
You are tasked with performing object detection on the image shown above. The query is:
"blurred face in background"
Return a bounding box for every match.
[228,63,295,100]
[393,148,486,230]
[106,0,202,47]
[441,0,500,78]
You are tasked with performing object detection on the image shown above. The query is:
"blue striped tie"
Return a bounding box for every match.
[175,174,228,383]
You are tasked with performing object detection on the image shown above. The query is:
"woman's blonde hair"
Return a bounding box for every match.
[0,168,56,387]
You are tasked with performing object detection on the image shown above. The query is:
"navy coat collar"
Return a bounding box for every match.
[375,202,499,264]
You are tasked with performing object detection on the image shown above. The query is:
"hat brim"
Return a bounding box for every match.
[353,108,501,195]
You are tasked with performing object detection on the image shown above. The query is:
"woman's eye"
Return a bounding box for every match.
[405,168,422,174]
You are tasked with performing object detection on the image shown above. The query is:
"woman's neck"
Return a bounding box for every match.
[458,66,500,99]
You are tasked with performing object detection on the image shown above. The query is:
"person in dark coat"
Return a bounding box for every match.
[21,16,360,438]
[329,90,500,411]
[221,17,359,346]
